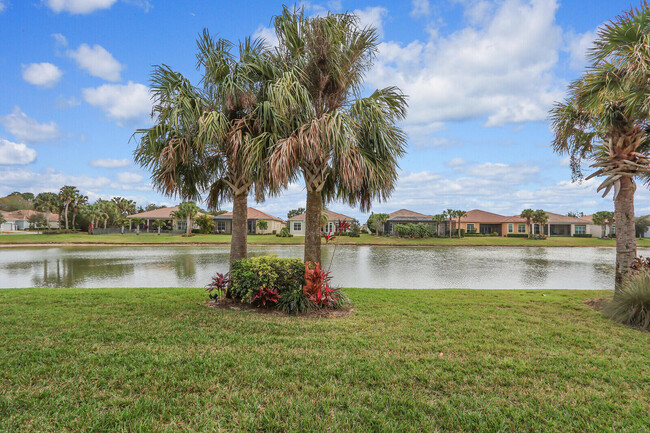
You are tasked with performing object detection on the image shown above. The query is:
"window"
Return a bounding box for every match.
[518,224,526,233]
[575,225,586,235]
[508,224,513,233]
[466,224,475,232]
[293,222,302,231]
[217,221,226,232]
[611,225,616,235]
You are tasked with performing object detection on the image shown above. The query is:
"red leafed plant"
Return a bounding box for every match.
[322,231,336,243]
[337,219,350,234]
[303,262,341,308]
[252,286,281,307]
[206,272,231,299]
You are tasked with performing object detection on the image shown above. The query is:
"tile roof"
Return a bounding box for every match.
[387,209,433,221]
[289,209,355,221]
[460,209,508,223]
[214,207,284,222]
[127,206,180,219]
[544,212,589,224]
[1,209,59,221]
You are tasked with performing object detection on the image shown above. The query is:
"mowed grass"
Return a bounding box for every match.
[2,232,649,248]
[1,288,648,432]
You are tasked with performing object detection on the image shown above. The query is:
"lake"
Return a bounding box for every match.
[1,245,641,290]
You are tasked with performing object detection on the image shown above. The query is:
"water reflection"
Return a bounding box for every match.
[0,245,641,290]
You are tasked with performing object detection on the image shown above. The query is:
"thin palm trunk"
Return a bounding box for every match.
[230,192,248,265]
[305,189,322,264]
[186,214,190,236]
[614,176,636,293]
[457,217,461,238]
[64,203,69,230]
[448,218,453,238]
[45,211,51,230]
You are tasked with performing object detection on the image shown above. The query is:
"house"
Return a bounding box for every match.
[533,212,591,236]
[457,209,589,237]
[384,209,436,234]
[126,206,203,232]
[0,210,60,231]
[213,207,285,234]
[289,209,355,236]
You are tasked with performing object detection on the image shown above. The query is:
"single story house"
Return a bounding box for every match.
[384,209,436,234]
[213,207,284,234]
[457,209,590,237]
[289,209,355,236]
[1,210,60,231]
[458,209,516,236]
[126,206,203,232]
[580,214,615,238]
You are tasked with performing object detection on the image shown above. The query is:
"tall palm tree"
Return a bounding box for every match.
[58,186,79,230]
[432,214,446,237]
[520,209,535,238]
[33,192,60,230]
[266,8,408,264]
[445,209,454,238]
[134,31,278,265]
[71,195,88,230]
[455,210,467,238]
[112,197,136,217]
[550,3,650,291]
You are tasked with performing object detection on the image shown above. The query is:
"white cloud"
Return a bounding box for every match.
[90,158,130,168]
[44,0,117,14]
[52,33,68,47]
[22,63,63,88]
[410,0,430,18]
[353,6,388,39]
[253,25,279,48]
[67,43,123,82]
[447,157,467,168]
[566,28,596,70]
[0,107,61,143]
[0,1,6,13]
[367,0,564,131]
[82,81,152,125]
[116,172,142,183]
[56,96,81,109]
[0,167,111,196]
[0,139,37,165]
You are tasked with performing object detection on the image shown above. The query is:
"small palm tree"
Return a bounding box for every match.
[372,213,390,237]
[532,210,549,237]
[34,192,60,231]
[131,217,145,234]
[520,209,535,238]
[432,214,446,237]
[152,219,166,235]
[256,219,268,233]
[455,210,467,238]
[445,209,454,238]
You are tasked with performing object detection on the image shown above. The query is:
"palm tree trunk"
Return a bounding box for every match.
[64,203,69,230]
[230,192,248,265]
[304,189,322,264]
[186,214,190,237]
[614,176,637,293]
[72,211,77,230]
[45,211,51,230]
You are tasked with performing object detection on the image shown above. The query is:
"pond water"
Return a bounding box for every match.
[1,245,642,290]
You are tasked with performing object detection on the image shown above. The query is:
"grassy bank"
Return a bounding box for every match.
[1,288,648,432]
[2,232,649,247]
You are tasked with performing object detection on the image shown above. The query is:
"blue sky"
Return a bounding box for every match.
[0,0,641,221]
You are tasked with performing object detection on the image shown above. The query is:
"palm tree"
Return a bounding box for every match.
[532,210,549,237]
[372,213,390,237]
[520,209,535,238]
[96,200,118,229]
[266,8,408,264]
[134,31,277,265]
[445,209,454,238]
[112,197,136,217]
[71,194,88,230]
[152,219,166,235]
[432,214,446,237]
[455,210,467,238]
[605,211,616,238]
[131,217,145,234]
[172,202,200,236]
[33,192,60,231]
[58,185,79,230]
[635,216,650,238]
[256,219,268,233]
[550,4,650,291]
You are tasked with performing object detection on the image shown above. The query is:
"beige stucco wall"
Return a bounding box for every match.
[256,219,284,234]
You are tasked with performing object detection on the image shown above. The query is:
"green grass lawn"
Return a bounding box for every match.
[2,232,649,247]
[1,288,648,432]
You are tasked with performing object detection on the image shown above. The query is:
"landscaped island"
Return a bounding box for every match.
[0,288,647,432]
[3,232,650,247]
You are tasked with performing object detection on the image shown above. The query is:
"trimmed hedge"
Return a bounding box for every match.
[230,256,304,302]
[573,234,593,238]
[507,234,529,238]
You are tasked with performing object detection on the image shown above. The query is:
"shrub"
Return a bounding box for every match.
[348,221,361,237]
[573,234,592,237]
[464,233,483,237]
[277,287,313,314]
[304,262,344,308]
[631,256,650,273]
[251,287,281,307]
[206,272,230,300]
[604,271,650,330]
[507,234,529,238]
[229,256,304,302]
[276,227,293,237]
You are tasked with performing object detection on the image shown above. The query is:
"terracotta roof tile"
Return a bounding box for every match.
[460,209,508,223]
[289,209,354,221]
[387,209,433,221]
[1,209,59,221]
[214,207,283,222]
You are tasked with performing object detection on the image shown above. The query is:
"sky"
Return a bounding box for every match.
[0,0,643,221]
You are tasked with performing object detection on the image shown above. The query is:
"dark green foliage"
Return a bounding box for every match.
[0,194,33,211]
[277,288,313,314]
[394,223,436,238]
[573,234,593,238]
[348,221,361,237]
[604,271,650,330]
[229,256,305,302]
[276,227,293,237]
[507,234,529,238]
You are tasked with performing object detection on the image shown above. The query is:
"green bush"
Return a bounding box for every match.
[277,287,313,314]
[276,227,293,237]
[573,234,592,237]
[604,271,650,330]
[464,233,484,237]
[348,221,361,237]
[507,234,529,238]
[229,256,305,302]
